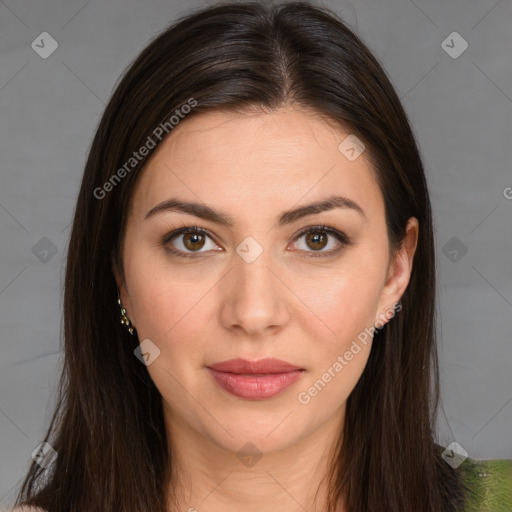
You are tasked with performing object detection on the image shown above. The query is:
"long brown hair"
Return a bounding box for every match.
[15,2,466,511]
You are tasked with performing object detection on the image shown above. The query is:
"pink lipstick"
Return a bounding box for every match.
[206,357,305,400]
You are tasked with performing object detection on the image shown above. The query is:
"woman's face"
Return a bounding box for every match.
[114,107,417,456]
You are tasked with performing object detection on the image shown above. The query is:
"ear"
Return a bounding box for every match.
[374,217,419,326]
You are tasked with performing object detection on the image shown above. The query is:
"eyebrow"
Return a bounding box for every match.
[144,194,366,227]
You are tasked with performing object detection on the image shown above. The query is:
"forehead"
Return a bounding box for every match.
[129,108,382,222]
[149,108,357,167]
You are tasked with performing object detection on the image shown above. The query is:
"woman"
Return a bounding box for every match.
[7,1,511,511]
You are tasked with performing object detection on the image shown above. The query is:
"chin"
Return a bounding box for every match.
[201,409,309,453]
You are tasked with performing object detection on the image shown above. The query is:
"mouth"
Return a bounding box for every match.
[206,358,306,400]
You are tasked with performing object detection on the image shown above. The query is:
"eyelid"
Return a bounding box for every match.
[162,224,350,258]
[161,224,209,245]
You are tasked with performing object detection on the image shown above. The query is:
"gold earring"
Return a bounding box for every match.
[117,291,135,335]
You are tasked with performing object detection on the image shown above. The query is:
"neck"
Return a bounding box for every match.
[163,403,347,512]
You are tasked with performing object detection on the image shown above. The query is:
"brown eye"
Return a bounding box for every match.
[182,231,206,251]
[293,226,350,257]
[304,231,328,251]
[163,226,220,258]
[162,224,350,260]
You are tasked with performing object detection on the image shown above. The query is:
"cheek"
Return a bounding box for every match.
[124,249,219,371]
[130,277,209,350]
[295,275,379,410]
[298,255,387,347]
[291,253,387,403]
[126,266,213,407]
[124,239,198,326]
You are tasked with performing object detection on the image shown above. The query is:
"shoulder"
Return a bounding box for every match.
[458,456,512,511]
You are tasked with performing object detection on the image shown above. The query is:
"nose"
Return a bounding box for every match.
[219,243,290,337]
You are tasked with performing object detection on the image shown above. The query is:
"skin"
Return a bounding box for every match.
[113,107,418,512]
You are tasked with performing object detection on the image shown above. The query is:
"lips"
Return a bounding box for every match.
[206,358,305,400]
[207,357,303,374]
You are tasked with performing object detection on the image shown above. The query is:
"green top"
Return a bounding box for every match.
[459,457,512,511]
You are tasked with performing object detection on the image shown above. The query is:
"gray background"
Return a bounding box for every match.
[1,0,511,506]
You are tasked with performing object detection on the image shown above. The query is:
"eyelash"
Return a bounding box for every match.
[161,224,350,259]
